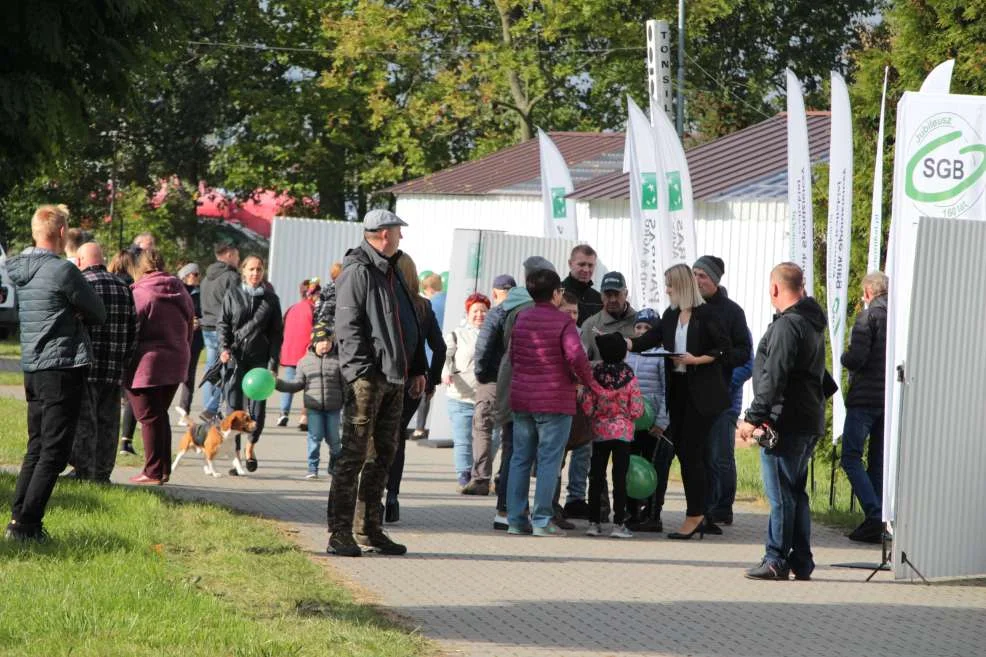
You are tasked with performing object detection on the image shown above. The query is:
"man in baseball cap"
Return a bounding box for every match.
[491,274,516,306]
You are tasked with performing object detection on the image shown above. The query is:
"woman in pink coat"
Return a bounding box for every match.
[506,268,599,536]
[126,248,194,484]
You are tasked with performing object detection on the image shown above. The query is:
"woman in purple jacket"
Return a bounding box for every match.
[126,248,194,484]
[506,268,599,536]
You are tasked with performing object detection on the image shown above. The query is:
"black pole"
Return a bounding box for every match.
[829,443,838,508]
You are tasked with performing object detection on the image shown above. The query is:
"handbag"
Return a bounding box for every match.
[566,406,594,451]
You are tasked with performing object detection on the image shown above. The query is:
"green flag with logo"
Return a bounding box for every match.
[640,173,658,210]
[667,171,683,211]
[551,187,567,218]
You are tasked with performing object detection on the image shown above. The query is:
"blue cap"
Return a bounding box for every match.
[634,308,660,327]
[492,274,517,290]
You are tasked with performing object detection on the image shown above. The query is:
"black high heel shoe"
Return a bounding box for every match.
[667,517,706,540]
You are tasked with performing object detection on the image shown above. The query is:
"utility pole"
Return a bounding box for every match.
[676,0,685,137]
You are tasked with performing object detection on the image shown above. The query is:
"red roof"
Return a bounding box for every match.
[570,111,831,201]
[382,112,831,202]
[382,132,626,196]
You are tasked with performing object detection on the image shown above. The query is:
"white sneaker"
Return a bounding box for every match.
[585,523,603,537]
[276,414,289,427]
[610,524,633,539]
[304,472,318,480]
[173,406,188,427]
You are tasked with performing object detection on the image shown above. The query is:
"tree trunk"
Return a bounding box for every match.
[495,1,533,141]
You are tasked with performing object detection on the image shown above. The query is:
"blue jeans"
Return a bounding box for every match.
[307,409,341,475]
[840,406,884,520]
[760,432,819,575]
[201,330,221,414]
[508,412,572,529]
[705,408,739,517]
[447,398,475,474]
[566,442,591,503]
[280,366,297,415]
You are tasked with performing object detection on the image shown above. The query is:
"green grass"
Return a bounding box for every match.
[0,371,23,386]
[734,441,863,530]
[0,398,433,657]
[0,336,19,358]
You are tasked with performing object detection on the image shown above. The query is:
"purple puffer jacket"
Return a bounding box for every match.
[127,271,195,389]
[509,302,597,415]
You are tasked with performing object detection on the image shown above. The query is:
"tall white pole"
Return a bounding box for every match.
[676,0,685,137]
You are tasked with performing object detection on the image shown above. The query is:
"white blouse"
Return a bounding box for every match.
[674,320,688,373]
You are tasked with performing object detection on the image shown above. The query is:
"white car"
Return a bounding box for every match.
[0,244,17,339]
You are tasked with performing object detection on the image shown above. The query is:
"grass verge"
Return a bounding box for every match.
[0,371,23,386]
[0,398,432,657]
[0,336,19,358]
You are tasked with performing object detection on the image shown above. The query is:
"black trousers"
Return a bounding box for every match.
[495,422,514,513]
[11,368,86,530]
[668,373,716,517]
[227,360,268,449]
[589,440,630,524]
[178,341,203,413]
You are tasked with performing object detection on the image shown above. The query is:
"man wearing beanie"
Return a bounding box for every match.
[692,255,753,527]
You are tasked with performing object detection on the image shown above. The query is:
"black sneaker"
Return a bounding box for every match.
[628,516,663,533]
[745,559,790,580]
[357,531,407,555]
[119,440,136,456]
[4,522,49,544]
[563,499,590,520]
[552,513,576,530]
[327,533,363,557]
[276,414,289,427]
[848,517,884,544]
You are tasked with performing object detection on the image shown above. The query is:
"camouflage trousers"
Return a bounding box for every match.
[329,374,404,537]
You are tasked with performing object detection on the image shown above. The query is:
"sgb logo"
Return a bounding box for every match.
[905,112,986,218]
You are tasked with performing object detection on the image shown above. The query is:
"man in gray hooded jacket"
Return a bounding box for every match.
[4,204,105,542]
[328,209,427,558]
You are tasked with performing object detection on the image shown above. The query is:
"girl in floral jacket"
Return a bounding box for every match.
[579,332,644,538]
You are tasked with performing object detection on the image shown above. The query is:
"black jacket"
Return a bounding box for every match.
[561,275,602,327]
[217,284,283,370]
[630,303,731,417]
[200,261,240,329]
[474,303,508,384]
[704,287,753,381]
[335,240,427,385]
[745,296,827,434]
[7,247,106,372]
[841,294,887,408]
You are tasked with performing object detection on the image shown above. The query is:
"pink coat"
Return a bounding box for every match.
[280,300,315,367]
[509,302,596,415]
[127,272,194,389]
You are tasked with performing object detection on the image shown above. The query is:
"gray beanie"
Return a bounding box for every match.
[177,262,200,280]
[522,256,556,276]
[693,255,725,285]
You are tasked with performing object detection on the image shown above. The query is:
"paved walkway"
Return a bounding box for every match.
[2,384,984,656]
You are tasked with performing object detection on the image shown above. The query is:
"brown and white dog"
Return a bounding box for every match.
[172,409,257,477]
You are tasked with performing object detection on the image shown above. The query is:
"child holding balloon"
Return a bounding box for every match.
[275,322,346,479]
[579,332,644,538]
[625,309,672,532]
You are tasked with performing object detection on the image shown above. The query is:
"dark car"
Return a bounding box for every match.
[0,245,18,339]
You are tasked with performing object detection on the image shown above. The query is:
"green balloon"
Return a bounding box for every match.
[440,271,449,289]
[242,367,276,401]
[419,270,434,282]
[626,454,658,499]
[633,398,656,431]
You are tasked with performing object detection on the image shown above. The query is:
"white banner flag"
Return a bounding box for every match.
[919,59,954,94]
[826,72,853,443]
[627,96,670,308]
[787,69,815,293]
[868,66,889,272]
[652,107,698,264]
[884,91,986,521]
[538,129,578,240]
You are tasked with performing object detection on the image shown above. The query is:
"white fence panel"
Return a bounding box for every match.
[268,217,364,303]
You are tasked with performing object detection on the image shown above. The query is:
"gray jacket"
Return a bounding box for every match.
[200,261,240,329]
[580,304,637,360]
[335,240,427,385]
[275,348,346,411]
[493,289,535,427]
[7,247,106,372]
